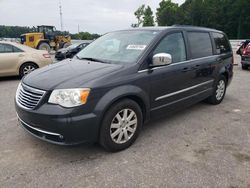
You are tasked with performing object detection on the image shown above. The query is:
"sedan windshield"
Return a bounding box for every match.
[76,30,159,64]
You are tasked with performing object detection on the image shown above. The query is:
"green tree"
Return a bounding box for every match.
[143,6,155,26]
[133,4,145,27]
[156,0,179,26]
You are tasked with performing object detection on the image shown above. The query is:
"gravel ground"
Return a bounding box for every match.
[0,62,249,188]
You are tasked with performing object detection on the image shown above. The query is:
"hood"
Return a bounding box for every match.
[23,59,123,90]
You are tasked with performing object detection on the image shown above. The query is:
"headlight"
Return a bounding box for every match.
[48,88,90,108]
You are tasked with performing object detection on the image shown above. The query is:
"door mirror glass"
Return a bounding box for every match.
[152,53,172,67]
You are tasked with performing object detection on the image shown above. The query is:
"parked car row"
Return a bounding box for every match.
[55,41,91,61]
[0,40,93,77]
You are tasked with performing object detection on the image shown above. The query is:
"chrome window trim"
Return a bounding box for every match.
[155,80,214,101]
[138,55,219,73]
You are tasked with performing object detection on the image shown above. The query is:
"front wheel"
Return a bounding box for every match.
[206,75,227,105]
[99,99,143,152]
[38,42,51,52]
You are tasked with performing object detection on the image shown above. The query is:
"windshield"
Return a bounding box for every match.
[66,43,80,50]
[76,30,159,64]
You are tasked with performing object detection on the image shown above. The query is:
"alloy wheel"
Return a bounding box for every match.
[110,108,138,144]
[216,80,225,101]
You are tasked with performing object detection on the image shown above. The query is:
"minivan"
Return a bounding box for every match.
[15,26,233,152]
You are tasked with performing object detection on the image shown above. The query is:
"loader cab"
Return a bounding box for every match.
[37,25,55,33]
[37,25,56,41]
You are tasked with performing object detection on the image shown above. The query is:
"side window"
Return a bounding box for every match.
[0,44,13,53]
[153,32,186,63]
[0,44,5,53]
[13,46,23,53]
[188,32,213,59]
[212,32,231,54]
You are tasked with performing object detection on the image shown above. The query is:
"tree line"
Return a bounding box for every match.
[132,0,250,39]
[0,25,100,40]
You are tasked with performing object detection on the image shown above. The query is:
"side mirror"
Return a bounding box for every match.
[151,53,172,67]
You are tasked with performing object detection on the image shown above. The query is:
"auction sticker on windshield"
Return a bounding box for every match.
[126,45,147,50]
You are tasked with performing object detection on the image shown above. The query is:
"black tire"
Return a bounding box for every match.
[242,65,248,70]
[38,42,51,52]
[206,75,227,105]
[19,63,38,77]
[99,99,143,152]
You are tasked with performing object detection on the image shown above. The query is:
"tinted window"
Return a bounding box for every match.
[212,32,231,54]
[153,32,186,63]
[0,44,13,53]
[188,32,213,59]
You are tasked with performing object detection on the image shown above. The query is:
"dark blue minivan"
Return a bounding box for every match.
[15,26,233,151]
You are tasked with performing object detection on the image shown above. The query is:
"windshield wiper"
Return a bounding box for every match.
[76,56,109,64]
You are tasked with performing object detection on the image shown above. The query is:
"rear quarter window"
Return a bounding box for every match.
[187,32,213,59]
[212,32,231,54]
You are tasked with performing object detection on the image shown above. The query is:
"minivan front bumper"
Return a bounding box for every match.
[15,102,100,145]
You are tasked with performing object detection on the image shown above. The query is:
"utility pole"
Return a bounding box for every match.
[59,0,63,31]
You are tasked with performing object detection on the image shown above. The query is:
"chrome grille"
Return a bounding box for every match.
[16,83,46,110]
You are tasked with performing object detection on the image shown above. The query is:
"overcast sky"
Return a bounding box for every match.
[0,0,185,34]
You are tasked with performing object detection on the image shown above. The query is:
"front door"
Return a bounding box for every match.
[147,32,198,116]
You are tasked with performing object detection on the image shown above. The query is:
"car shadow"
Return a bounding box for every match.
[0,76,20,81]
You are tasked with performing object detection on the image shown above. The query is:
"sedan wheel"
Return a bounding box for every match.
[20,63,38,77]
[23,65,36,75]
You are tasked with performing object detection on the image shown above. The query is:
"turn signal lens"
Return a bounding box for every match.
[80,90,90,104]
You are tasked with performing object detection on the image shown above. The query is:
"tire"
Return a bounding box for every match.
[206,75,227,105]
[19,63,38,77]
[38,42,51,52]
[99,99,143,152]
[242,65,248,70]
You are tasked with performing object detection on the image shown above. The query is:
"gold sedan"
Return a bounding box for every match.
[0,41,53,77]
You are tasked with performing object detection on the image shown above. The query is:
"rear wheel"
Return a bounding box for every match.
[99,99,143,152]
[19,63,38,77]
[38,42,51,52]
[206,75,227,105]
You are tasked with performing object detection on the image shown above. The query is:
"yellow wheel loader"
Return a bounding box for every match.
[20,25,71,52]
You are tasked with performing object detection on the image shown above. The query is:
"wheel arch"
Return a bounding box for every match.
[218,67,229,86]
[94,85,150,128]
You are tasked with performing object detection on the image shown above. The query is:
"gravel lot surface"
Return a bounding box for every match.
[0,61,249,188]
